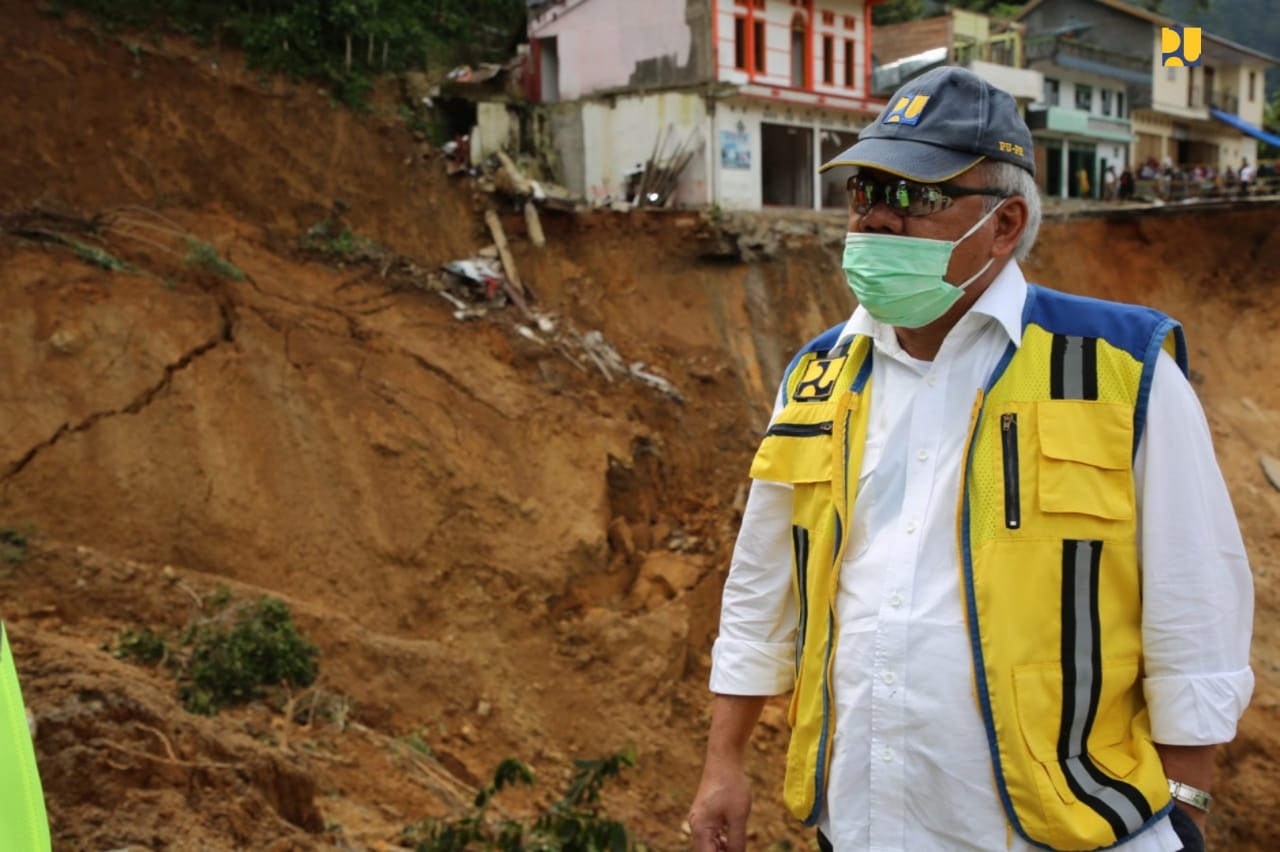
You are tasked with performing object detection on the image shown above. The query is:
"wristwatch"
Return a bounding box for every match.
[1168,778,1212,812]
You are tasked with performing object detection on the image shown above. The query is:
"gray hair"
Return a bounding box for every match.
[977,160,1041,261]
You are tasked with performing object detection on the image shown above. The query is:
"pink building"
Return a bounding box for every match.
[526,0,888,210]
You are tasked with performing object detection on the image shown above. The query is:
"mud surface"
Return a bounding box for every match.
[1,3,1277,849]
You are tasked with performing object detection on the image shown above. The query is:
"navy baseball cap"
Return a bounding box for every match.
[820,66,1035,181]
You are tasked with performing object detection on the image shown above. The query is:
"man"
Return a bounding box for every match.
[1238,158,1255,197]
[688,67,1254,852]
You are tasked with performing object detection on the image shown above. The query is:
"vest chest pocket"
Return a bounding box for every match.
[1036,401,1134,523]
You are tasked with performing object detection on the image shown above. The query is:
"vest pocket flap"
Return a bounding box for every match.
[750,424,833,483]
[1037,401,1132,469]
[1037,402,1134,520]
[1091,745,1138,779]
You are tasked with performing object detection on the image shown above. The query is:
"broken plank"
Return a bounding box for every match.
[483,208,527,300]
[523,200,546,249]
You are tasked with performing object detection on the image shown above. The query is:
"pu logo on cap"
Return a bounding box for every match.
[1161,26,1201,67]
[884,94,930,126]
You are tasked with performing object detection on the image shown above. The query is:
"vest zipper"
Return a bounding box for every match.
[766,421,834,438]
[1001,413,1021,529]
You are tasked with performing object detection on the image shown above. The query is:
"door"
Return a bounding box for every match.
[762,122,814,208]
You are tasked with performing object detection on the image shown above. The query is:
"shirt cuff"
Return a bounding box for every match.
[1144,666,1255,745]
[709,636,795,696]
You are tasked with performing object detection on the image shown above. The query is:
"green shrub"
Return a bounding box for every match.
[179,597,318,715]
[410,750,636,851]
[70,239,131,272]
[0,526,29,564]
[111,626,170,665]
[183,238,245,281]
[107,594,318,716]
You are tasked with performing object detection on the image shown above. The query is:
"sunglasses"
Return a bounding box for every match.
[847,174,1014,217]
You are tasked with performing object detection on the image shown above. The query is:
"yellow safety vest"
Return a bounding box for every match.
[748,286,1188,850]
[0,620,51,851]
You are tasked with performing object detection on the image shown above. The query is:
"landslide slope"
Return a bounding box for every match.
[1,4,1277,849]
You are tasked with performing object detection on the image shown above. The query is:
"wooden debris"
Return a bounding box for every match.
[483,208,526,299]
[524,200,546,249]
[495,150,533,196]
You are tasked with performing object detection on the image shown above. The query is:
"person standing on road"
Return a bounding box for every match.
[688,66,1254,852]
[1238,158,1255,196]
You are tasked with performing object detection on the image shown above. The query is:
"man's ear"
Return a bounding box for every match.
[990,196,1028,260]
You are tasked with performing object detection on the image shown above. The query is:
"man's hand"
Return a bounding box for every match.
[688,761,752,852]
[689,695,769,851]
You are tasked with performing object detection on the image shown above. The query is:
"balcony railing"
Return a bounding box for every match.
[1210,91,1240,113]
[1024,36,1149,76]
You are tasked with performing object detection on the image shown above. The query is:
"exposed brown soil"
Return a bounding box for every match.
[1,3,1277,850]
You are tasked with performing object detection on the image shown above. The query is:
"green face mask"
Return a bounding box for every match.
[842,205,1000,329]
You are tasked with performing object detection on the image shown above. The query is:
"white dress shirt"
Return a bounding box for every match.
[710,261,1255,851]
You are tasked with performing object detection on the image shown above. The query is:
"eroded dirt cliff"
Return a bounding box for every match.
[1,3,1277,850]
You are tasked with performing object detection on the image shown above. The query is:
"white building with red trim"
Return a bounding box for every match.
[526,0,888,210]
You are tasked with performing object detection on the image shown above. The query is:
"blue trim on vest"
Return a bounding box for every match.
[803,608,839,827]
[850,347,873,394]
[1023,285,1186,368]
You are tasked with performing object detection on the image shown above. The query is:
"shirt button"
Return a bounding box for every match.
[917,449,929,461]
[889,594,903,607]
[905,521,918,533]
[926,374,937,387]
[882,748,895,762]
[882,672,895,685]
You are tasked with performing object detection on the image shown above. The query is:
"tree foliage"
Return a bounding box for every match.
[58,0,528,105]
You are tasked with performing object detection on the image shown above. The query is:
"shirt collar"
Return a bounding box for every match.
[838,259,1027,351]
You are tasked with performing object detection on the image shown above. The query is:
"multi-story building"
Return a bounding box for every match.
[869,7,1043,107]
[1016,0,1278,196]
[526,0,888,210]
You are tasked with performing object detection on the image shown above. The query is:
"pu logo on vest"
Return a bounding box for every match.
[883,94,930,126]
[1161,26,1202,67]
[793,356,846,401]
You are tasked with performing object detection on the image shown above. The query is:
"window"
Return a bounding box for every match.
[791,14,808,88]
[1249,71,1257,102]
[734,16,747,70]
[1075,83,1093,112]
[823,34,834,84]
[754,19,766,73]
[1101,89,1112,117]
[844,15,857,30]
[1116,91,1125,118]
[822,11,835,26]
[1044,78,1059,107]
[845,39,855,87]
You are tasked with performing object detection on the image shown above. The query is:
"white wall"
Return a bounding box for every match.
[579,91,710,205]
[531,0,694,101]
[713,98,867,210]
[471,102,516,164]
[1228,63,1268,126]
